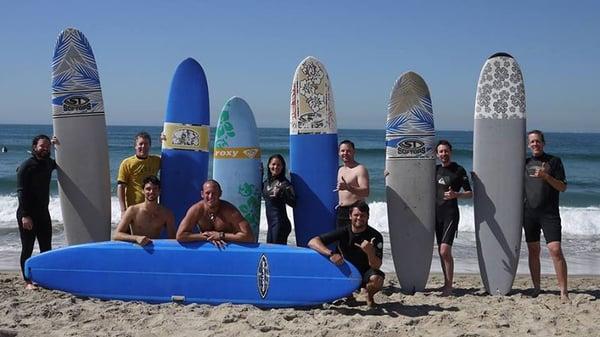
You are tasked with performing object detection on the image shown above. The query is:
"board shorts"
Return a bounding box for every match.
[523,208,562,243]
[435,207,459,246]
[336,204,354,229]
[362,268,385,287]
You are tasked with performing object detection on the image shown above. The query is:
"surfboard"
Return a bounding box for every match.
[51,27,111,245]
[212,97,261,241]
[473,52,526,295]
[385,71,435,293]
[24,240,361,308]
[289,56,338,247]
[160,58,210,229]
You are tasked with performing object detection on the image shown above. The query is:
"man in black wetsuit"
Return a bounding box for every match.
[16,135,57,289]
[308,201,384,307]
[435,140,472,296]
[524,130,569,301]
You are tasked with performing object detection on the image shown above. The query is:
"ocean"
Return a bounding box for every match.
[1,124,599,275]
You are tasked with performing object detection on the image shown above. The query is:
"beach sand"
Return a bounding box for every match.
[1,271,598,337]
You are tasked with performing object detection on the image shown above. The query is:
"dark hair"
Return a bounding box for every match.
[204,179,222,193]
[143,175,160,188]
[527,130,545,144]
[436,139,452,151]
[339,139,355,149]
[352,200,370,215]
[267,154,287,180]
[135,131,152,146]
[31,134,51,150]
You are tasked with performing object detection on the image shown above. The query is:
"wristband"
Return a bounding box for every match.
[220,231,225,240]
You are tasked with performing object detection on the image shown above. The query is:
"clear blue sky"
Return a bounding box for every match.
[0,0,598,131]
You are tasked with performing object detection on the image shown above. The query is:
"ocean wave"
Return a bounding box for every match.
[0,196,598,236]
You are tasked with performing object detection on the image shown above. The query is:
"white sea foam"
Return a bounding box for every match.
[0,196,599,236]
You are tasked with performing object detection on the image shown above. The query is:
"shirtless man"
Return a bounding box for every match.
[113,176,176,245]
[176,179,254,247]
[335,140,369,228]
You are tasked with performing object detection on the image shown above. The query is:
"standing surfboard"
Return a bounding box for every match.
[290,56,338,247]
[51,28,111,244]
[161,58,210,228]
[473,52,526,295]
[213,97,261,241]
[25,240,361,308]
[385,71,435,293]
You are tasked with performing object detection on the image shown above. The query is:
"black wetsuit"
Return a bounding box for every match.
[435,162,471,246]
[16,155,56,280]
[263,176,296,244]
[524,153,566,243]
[318,225,385,286]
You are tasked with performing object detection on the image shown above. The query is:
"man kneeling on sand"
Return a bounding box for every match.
[113,176,176,245]
[308,201,385,307]
[176,179,254,247]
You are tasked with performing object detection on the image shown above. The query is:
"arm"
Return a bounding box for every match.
[16,162,33,230]
[176,204,206,242]
[308,236,344,265]
[355,237,383,270]
[284,182,296,208]
[541,172,567,192]
[338,165,370,198]
[117,183,127,215]
[113,207,150,245]
[222,208,254,243]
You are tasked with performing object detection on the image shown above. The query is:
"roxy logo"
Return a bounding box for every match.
[396,139,426,155]
[63,96,91,112]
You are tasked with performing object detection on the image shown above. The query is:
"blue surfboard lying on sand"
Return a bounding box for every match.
[161,58,210,228]
[289,56,338,247]
[25,241,361,308]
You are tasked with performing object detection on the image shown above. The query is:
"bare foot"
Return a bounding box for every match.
[366,296,376,308]
[560,293,571,304]
[440,287,453,297]
[530,287,541,298]
[25,282,37,290]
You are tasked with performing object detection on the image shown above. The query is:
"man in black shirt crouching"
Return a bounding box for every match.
[308,201,384,307]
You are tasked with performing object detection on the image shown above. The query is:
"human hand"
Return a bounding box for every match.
[135,235,152,246]
[531,162,549,179]
[330,252,344,265]
[354,238,376,255]
[443,186,457,200]
[22,216,33,230]
[160,132,167,141]
[334,176,348,192]
[51,136,60,146]
[204,231,226,249]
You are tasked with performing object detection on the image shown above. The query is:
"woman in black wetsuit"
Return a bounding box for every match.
[262,154,296,244]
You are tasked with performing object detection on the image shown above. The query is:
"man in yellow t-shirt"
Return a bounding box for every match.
[117,132,161,216]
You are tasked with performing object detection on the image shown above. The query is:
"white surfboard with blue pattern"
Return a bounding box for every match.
[51,28,111,245]
[385,71,435,293]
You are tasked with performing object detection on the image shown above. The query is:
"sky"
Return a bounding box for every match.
[0,0,598,132]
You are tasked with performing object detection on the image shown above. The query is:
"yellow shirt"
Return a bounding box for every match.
[117,155,161,207]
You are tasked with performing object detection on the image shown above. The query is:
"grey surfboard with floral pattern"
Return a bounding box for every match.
[472,52,526,295]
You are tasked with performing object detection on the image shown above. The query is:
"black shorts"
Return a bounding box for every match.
[336,205,353,229]
[435,208,459,246]
[523,209,562,243]
[362,268,385,287]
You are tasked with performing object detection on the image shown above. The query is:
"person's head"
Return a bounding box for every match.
[350,201,370,231]
[202,179,222,207]
[267,154,286,179]
[134,131,152,158]
[142,176,161,202]
[339,140,356,163]
[31,135,51,159]
[527,130,545,157]
[436,140,452,166]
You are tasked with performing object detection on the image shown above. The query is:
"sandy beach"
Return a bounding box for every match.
[1,271,598,337]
